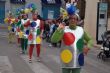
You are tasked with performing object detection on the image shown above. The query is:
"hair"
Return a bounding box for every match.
[69,13,80,21]
[22,14,28,18]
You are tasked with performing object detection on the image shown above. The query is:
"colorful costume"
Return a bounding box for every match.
[20,18,30,54]
[4,13,17,43]
[28,14,44,62]
[51,4,93,72]
[51,25,93,73]
[16,16,21,46]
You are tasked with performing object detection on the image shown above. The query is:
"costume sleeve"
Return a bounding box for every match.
[84,31,93,49]
[51,28,64,43]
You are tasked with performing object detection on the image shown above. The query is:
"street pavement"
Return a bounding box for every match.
[0,30,110,73]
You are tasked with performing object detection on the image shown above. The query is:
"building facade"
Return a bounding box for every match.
[84,0,110,44]
[0,0,110,44]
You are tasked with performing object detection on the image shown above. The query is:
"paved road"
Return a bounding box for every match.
[0,32,110,73]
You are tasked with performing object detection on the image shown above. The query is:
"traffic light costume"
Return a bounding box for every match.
[16,15,22,46]
[51,4,93,73]
[20,14,30,54]
[28,11,44,62]
[4,11,17,43]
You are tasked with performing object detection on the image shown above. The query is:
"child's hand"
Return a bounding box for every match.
[83,47,90,55]
[58,23,65,30]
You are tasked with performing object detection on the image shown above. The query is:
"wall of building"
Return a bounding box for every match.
[84,0,99,44]
[108,19,110,30]
[5,0,41,17]
[4,0,10,17]
[84,0,110,44]
[4,0,42,21]
[26,0,42,15]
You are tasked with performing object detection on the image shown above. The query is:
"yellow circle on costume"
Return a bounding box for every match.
[60,49,72,63]
[8,26,12,31]
[36,36,42,44]
[19,31,23,38]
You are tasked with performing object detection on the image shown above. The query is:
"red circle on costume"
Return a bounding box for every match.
[24,20,30,27]
[15,18,18,22]
[17,28,20,32]
[28,33,33,40]
[63,32,75,46]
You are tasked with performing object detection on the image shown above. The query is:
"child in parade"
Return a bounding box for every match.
[4,11,16,43]
[20,13,30,54]
[16,15,22,47]
[51,4,93,73]
[28,11,44,62]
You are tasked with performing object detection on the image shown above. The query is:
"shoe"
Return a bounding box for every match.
[37,57,41,62]
[48,44,52,47]
[29,59,32,63]
[22,51,25,54]
[20,51,23,54]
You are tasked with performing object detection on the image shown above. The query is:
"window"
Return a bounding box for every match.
[10,0,26,4]
[47,0,55,4]
[41,0,61,4]
[100,14,105,19]
[100,0,110,18]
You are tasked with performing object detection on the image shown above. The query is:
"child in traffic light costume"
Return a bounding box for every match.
[4,11,17,43]
[16,15,22,46]
[28,11,44,62]
[51,4,93,73]
[20,13,30,54]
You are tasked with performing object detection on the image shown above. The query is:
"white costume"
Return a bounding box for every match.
[28,19,41,44]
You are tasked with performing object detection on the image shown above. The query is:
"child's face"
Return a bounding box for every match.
[69,15,78,25]
[32,14,37,20]
[23,14,28,19]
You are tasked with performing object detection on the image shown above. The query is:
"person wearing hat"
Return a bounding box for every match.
[51,9,93,73]
[28,11,44,62]
[20,13,30,54]
[15,14,22,46]
[5,11,16,43]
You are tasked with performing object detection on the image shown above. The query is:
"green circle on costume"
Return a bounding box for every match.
[37,29,40,35]
[20,25,24,31]
[76,38,84,52]
[16,21,21,26]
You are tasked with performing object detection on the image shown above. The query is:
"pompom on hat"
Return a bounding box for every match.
[66,4,77,15]
[31,10,38,15]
